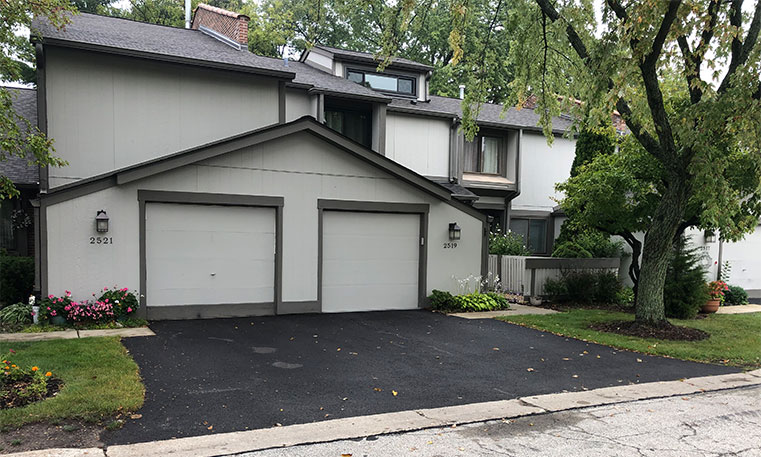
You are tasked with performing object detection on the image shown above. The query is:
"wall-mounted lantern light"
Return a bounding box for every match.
[704,230,716,243]
[95,210,110,233]
[449,222,461,241]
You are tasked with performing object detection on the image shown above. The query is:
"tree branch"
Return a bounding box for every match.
[677,0,721,104]
[719,0,761,94]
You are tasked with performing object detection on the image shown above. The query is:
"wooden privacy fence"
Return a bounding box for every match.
[488,255,621,296]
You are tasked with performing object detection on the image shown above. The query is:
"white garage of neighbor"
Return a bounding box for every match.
[40,117,487,319]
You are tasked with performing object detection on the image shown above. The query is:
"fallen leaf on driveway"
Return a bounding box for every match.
[349,352,358,356]
[492,347,500,351]
[526,368,535,372]
[341,454,352,457]
[562,357,571,361]
[276,423,282,427]
[337,348,341,351]
[342,397,348,401]
[596,355,601,359]
[392,390,398,396]
[636,358,643,363]
[130,414,142,420]
[572,374,579,378]
[373,387,382,392]
[207,425,213,430]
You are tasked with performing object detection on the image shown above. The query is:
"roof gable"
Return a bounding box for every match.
[42,117,485,221]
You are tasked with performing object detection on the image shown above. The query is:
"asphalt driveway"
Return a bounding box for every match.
[106,310,737,444]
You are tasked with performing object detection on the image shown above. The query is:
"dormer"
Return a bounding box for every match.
[300,45,433,102]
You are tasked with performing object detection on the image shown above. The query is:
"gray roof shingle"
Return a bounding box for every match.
[33,13,388,101]
[312,45,434,72]
[388,95,575,133]
[1,88,40,185]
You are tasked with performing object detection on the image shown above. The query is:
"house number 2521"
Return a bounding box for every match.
[443,242,458,249]
[89,236,113,245]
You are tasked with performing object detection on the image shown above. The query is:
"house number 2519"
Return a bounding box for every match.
[443,242,458,249]
[89,237,113,245]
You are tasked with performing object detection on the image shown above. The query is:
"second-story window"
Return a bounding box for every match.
[465,135,503,174]
[346,69,415,96]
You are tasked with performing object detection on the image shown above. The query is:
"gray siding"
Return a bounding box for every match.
[45,47,280,188]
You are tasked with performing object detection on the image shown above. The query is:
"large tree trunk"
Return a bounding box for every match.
[635,177,690,325]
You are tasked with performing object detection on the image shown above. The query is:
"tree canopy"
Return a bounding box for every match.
[1,0,71,199]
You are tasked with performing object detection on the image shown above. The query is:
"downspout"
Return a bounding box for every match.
[716,235,724,281]
[185,0,191,29]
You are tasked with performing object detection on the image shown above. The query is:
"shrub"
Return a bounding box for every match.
[615,286,635,307]
[0,303,33,326]
[551,231,623,259]
[428,289,456,312]
[542,270,623,306]
[663,236,708,319]
[97,287,139,318]
[0,255,34,306]
[453,293,502,312]
[489,231,531,256]
[65,300,116,324]
[724,285,749,306]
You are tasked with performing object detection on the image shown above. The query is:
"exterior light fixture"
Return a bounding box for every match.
[704,230,716,243]
[95,210,110,233]
[448,222,461,241]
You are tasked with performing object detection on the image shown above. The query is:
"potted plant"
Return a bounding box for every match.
[702,281,728,313]
[38,292,73,326]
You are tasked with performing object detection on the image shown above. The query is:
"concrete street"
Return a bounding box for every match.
[243,385,761,457]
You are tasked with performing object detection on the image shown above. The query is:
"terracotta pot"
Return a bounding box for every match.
[701,299,720,314]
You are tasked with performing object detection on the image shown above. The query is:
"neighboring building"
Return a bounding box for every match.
[0,88,39,258]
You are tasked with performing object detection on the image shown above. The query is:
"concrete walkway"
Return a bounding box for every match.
[448,303,558,319]
[717,304,761,314]
[0,327,154,342]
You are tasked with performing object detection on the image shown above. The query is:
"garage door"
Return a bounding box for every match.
[322,211,420,312]
[145,203,275,307]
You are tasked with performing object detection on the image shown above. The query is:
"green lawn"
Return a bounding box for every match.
[0,337,144,427]
[499,310,761,369]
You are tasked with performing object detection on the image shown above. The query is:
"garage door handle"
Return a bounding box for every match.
[210,272,216,276]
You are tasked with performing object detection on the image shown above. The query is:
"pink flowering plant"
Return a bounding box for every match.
[37,291,73,324]
[97,286,139,319]
[66,299,116,323]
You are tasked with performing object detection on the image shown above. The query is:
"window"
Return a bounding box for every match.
[345,69,416,95]
[509,218,547,254]
[465,135,503,174]
[0,199,15,251]
[324,106,372,148]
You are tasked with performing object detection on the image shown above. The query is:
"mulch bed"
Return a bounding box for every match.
[0,420,104,453]
[0,377,62,410]
[590,320,710,341]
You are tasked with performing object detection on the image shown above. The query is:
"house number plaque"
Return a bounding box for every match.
[443,242,458,249]
[89,236,114,245]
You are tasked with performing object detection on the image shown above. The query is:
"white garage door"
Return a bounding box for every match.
[146,203,275,307]
[322,211,420,312]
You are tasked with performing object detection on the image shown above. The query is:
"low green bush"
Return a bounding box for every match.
[428,290,510,312]
[0,303,33,326]
[551,229,624,259]
[615,286,635,307]
[724,286,749,306]
[0,256,34,306]
[428,289,456,312]
[542,270,623,306]
[489,231,531,256]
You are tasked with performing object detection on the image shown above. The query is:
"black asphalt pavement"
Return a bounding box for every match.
[105,310,738,444]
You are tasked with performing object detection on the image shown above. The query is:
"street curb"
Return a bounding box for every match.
[104,372,761,457]
[5,372,760,457]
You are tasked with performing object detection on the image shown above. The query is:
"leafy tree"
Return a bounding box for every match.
[70,0,114,14]
[1,0,71,199]
[118,0,192,27]
[453,0,761,326]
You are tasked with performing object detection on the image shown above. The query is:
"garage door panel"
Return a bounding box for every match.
[146,203,275,307]
[322,211,420,312]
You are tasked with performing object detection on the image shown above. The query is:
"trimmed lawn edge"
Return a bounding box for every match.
[498,310,761,370]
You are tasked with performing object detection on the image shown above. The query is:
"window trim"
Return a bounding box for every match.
[345,67,417,96]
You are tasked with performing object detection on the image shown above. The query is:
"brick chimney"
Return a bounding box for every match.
[191,3,250,47]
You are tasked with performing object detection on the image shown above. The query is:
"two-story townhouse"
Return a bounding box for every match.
[22,7,492,319]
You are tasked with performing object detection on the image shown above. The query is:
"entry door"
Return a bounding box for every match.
[145,203,275,307]
[322,211,420,312]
